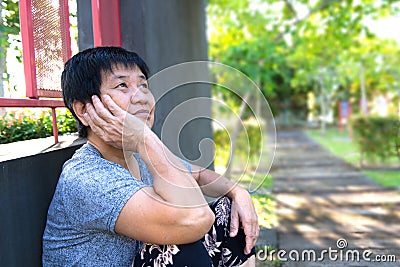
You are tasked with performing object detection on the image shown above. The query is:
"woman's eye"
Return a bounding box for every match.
[116,83,127,88]
[140,83,148,89]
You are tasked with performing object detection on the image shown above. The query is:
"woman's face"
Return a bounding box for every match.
[99,64,155,128]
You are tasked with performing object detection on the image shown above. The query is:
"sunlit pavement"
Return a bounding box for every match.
[258,130,400,267]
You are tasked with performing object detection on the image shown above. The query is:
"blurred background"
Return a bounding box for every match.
[0,0,399,265]
[1,0,398,172]
[206,0,400,187]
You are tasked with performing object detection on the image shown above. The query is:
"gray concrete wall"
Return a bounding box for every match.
[77,0,214,169]
[0,143,83,266]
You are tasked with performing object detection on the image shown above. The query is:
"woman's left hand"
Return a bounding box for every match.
[228,187,259,255]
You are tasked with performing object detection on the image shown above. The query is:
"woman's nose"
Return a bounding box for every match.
[130,89,147,104]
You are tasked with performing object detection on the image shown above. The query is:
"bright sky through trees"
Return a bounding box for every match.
[366,16,400,43]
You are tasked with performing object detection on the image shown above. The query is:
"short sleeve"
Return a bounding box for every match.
[60,156,147,234]
[178,158,192,174]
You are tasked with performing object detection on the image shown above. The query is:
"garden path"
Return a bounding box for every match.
[267,130,400,267]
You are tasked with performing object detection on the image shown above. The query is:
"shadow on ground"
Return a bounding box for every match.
[256,130,400,267]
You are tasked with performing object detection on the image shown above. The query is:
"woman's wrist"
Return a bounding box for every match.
[227,185,246,199]
[136,129,160,159]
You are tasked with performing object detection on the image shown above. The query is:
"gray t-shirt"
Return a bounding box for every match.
[42,143,191,266]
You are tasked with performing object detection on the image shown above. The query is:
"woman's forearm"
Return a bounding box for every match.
[193,166,240,198]
[137,131,208,207]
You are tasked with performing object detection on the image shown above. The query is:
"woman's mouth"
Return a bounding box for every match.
[133,110,150,119]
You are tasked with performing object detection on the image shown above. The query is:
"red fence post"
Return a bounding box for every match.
[16,0,72,144]
[51,108,59,144]
[19,0,38,99]
[60,0,72,61]
[91,0,122,47]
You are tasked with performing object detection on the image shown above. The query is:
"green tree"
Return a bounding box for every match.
[208,0,400,125]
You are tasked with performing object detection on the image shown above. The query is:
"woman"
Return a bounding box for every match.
[43,46,258,266]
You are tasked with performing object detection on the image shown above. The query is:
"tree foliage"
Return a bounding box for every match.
[207,0,400,121]
[0,0,19,49]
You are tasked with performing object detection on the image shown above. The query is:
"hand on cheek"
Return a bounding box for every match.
[83,95,126,149]
[83,94,151,152]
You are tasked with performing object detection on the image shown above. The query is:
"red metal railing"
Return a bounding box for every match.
[0,0,121,144]
[0,0,71,143]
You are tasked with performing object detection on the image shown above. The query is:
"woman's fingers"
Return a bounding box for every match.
[84,95,125,148]
[230,189,259,255]
[84,101,106,130]
[102,94,126,118]
[242,213,258,254]
[243,218,259,254]
[84,94,147,151]
[229,207,240,237]
[86,95,125,131]
[91,95,116,123]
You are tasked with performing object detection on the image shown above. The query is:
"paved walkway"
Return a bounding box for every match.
[266,130,400,266]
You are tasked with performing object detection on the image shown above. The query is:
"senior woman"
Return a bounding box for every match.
[42,46,258,266]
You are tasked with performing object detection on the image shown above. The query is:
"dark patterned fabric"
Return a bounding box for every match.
[133,197,256,267]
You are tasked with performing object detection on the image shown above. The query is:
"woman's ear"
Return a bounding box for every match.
[72,100,89,126]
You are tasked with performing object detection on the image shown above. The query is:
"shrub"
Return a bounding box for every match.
[351,115,399,165]
[213,122,262,168]
[0,109,78,144]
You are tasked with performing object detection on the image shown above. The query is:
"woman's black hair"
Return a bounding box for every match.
[61,46,150,138]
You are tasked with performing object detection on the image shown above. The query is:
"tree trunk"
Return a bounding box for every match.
[360,63,367,115]
[224,91,251,178]
[318,75,326,134]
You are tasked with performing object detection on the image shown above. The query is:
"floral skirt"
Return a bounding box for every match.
[133,197,255,267]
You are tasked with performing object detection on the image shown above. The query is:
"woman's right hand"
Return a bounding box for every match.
[84,94,151,152]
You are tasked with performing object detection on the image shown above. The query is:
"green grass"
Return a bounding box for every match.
[306,127,400,187]
[363,171,400,187]
[251,194,277,228]
[306,128,361,165]
[235,173,273,190]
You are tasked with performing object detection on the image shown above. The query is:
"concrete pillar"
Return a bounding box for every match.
[76,0,213,169]
[76,0,93,51]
